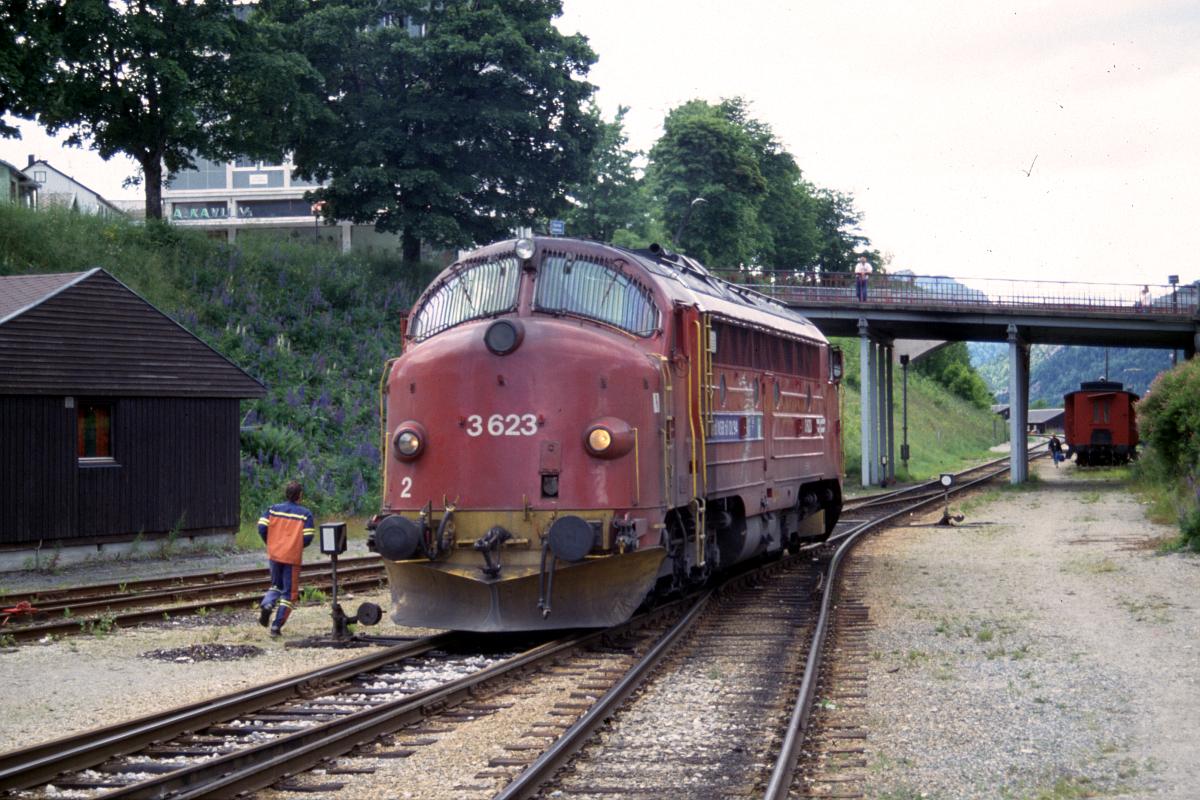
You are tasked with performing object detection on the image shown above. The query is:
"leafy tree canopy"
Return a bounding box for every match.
[256,0,600,264]
[646,97,873,271]
[563,106,649,244]
[811,186,871,273]
[15,0,270,219]
[645,99,766,266]
[914,341,994,409]
[0,1,44,138]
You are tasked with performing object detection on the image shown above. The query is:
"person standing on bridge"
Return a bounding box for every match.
[855,254,873,301]
[257,480,315,637]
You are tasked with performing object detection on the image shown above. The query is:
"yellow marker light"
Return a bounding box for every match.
[587,427,613,453]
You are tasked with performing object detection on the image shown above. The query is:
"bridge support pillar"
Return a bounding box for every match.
[885,346,896,485]
[860,320,875,488]
[1008,324,1030,484]
[858,320,893,488]
[875,340,893,486]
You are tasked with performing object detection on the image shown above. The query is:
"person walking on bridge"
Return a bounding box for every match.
[855,254,873,301]
[257,480,314,637]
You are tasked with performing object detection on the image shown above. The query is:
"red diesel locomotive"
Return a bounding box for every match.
[1063,380,1139,466]
[368,237,844,631]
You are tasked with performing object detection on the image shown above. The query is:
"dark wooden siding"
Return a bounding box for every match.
[2,396,240,546]
[0,270,265,398]
[1,395,77,541]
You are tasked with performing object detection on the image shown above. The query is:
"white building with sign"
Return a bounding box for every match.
[162,156,401,253]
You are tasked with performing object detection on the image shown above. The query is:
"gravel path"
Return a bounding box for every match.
[859,459,1200,799]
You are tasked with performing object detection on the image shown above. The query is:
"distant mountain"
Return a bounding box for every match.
[893,271,990,303]
[969,342,1174,404]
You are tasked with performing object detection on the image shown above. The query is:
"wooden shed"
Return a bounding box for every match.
[0,269,265,566]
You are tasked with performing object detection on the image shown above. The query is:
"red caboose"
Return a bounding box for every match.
[368,238,844,631]
[1063,380,1139,466]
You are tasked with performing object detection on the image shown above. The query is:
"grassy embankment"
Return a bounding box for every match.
[832,337,1003,488]
[1,205,1004,551]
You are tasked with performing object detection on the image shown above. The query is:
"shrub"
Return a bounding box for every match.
[1136,357,1200,544]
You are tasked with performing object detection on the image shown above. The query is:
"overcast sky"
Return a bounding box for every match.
[4,0,1197,288]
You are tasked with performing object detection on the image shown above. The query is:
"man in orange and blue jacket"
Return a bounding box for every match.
[257,481,315,637]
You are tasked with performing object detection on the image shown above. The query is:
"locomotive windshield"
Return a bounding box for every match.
[534,253,659,336]
[409,257,521,340]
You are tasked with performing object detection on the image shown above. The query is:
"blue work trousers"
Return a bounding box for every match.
[261,561,302,630]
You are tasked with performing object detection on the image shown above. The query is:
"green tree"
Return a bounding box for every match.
[0,1,39,137]
[915,342,994,409]
[258,0,599,265]
[646,99,766,266]
[646,97,871,271]
[811,187,871,273]
[19,0,266,219]
[719,99,820,269]
[563,106,647,243]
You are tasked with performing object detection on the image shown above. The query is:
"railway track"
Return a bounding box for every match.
[841,446,1044,515]
[0,454,1023,798]
[0,557,387,642]
[496,450,1028,800]
[0,606,698,798]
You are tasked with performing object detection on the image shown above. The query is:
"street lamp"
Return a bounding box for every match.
[674,197,707,248]
[1169,275,1179,364]
[311,200,326,244]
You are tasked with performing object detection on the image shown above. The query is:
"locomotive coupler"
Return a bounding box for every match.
[614,517,639,554]
[432,504,456,557]
[474,525,512,577]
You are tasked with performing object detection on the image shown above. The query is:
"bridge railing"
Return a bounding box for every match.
[710,270,1199,316]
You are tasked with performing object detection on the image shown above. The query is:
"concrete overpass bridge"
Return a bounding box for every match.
[716,271,1200,487]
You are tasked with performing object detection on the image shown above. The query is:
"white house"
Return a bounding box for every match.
[25,157,123,217]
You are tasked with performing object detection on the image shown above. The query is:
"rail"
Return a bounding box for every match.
[764,451,1039,798]
[711,270,1200,317]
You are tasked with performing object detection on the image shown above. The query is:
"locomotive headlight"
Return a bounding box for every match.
[587,427,613,453]
[583,417,635,459]
[392,421,427,460]
[397,431,421,455]
[515,238,536,260]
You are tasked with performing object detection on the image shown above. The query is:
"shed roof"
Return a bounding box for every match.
[0,271,84,321]
[0,268,265,398]
[1029,408,1064,424]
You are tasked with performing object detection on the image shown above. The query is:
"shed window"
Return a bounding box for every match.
[77,401,113,461]
[535,253,659,336]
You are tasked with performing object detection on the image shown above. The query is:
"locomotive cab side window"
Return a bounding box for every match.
[409,256,521,340]
[534,253,660,336]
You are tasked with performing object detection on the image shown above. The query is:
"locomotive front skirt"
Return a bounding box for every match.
[369,237,844,631]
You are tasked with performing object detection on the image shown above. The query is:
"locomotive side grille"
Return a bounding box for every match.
[410,256,521,340]
[535,252,660,336]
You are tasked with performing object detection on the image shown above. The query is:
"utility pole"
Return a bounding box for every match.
[900,354,910,471]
